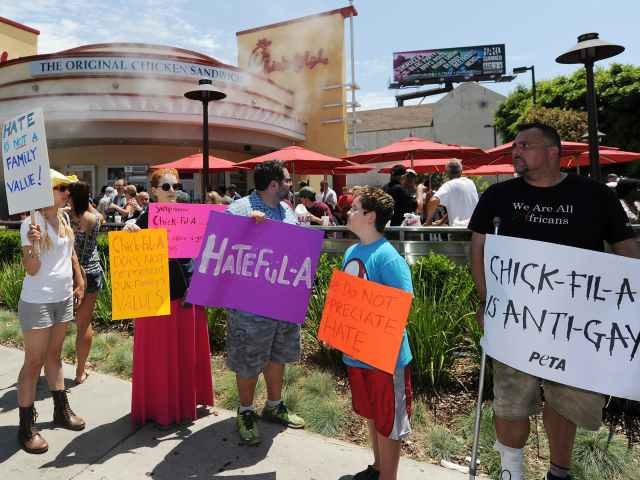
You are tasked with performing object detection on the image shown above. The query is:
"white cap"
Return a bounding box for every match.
[406,168,418,176]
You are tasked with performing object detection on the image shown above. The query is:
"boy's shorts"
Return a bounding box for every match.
[348,365,412,440]
[492,360,604,430]
[226,310,300,378]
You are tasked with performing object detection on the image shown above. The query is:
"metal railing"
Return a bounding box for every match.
[2,220,638,266]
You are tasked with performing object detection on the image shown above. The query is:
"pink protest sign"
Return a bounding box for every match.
[186,211,324,324]
[148,203,226,258]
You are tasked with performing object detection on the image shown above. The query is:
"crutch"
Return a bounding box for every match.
[468,216,500,479]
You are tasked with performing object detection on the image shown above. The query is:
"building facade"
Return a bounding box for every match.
[0,8,355,208]
[346,82,505,186]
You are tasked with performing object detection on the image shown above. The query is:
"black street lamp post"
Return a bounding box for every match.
[185,79,226,199]
[556,33,624,182]
[513,65,536,104]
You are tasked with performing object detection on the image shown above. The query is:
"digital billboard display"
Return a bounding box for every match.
[392,44,505,86]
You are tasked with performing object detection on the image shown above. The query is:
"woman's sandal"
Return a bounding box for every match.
[73,372,89,385]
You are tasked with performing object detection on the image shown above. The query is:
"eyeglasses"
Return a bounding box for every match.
[349,206,370,215]
[53,185,69,192]
[159,183,182,192]
[512,141,551,151]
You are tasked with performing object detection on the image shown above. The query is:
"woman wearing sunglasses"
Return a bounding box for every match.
[17,169,87,454]
[123,168,213,427]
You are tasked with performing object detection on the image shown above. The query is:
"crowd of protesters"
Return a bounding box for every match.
[9,122,640,480]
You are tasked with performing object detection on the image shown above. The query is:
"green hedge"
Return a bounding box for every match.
[0,230,22,260]
[0,230,110,261]
[408,253,480,390]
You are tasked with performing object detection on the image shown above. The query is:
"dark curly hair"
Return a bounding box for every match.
[352,186,395,233]
[254,160,285,191]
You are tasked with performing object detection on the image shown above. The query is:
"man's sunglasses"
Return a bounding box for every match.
[53,185,69,192]
[159,183,182,192]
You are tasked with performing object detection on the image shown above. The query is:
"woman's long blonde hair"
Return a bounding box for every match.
[38,208,75,252]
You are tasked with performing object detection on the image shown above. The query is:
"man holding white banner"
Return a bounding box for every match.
[469,122,639,480]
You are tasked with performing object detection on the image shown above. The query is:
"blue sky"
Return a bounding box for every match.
[4,0,639,109]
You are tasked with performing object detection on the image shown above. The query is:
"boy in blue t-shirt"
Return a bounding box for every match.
[340,186,413,480]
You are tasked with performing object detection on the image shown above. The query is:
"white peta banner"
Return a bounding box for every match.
[481,234,640,401]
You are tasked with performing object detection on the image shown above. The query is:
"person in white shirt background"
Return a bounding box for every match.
[316,180,337,210]
[424,159,479,227]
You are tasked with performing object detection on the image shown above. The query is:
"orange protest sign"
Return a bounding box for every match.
[318,270,412,374]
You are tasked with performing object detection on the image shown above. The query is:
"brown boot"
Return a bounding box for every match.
[51,389,86,431]
[18,405,49,454]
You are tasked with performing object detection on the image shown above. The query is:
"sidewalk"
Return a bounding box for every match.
[0,346,469,479]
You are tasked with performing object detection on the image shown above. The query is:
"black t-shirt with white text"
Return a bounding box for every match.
[468,175,635,252]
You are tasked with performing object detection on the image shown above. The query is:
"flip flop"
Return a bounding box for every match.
[74,372,89,385]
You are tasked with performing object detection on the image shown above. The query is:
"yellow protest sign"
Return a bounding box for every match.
[108,229,171,320]
[318,270,412,374]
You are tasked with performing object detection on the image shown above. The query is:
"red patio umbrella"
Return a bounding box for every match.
[378,158,450,174]
[294,160,374,175]
[484,140,623,165]
[236,146,346,172]
[151,153,246,172]
[345,136,488,166]
[464,164,515,176]
[561,148,640,168]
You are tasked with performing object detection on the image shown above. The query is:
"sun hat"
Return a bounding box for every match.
[50,169,79,187]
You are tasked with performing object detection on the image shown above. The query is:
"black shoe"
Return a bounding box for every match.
[545,474,572,480]
[18,405,48,454]
[51,389,86,431]
[353,465,379,480]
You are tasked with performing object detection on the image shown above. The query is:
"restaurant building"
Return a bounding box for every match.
[0,8,355,200]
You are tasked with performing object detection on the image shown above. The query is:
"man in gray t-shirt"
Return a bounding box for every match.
[225,160,305,446]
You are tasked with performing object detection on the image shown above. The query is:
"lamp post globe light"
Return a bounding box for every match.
[513,65,536,105]
[556,33,624,182]
[184,79,226,199]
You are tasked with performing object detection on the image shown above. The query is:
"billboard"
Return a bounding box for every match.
[392,44,505,86]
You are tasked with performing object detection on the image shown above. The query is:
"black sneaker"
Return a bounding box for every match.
[353,465,379,480]
[545,474,572,480]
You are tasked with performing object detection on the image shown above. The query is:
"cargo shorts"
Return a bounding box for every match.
[226,310,301,378]
[492,360,604,431]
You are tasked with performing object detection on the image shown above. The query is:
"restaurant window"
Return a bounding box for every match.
[105,165,149,191]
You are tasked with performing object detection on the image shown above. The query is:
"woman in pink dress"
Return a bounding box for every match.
[124,168,213,427]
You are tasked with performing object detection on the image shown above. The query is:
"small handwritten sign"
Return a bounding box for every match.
[318,270,413,374]
[148,203,226,258]
[483,234,640,401]
[186,211,324,324]
[1,109,53,214]
[109,229,171,320]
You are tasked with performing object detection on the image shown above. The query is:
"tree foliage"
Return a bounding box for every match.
[495,63,640,153]
[523,106,587,142]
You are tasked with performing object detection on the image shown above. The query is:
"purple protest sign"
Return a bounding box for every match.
[148,203,226,258]
[186,211,324,324]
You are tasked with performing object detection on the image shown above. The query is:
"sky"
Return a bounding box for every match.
[3,0,639,110]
